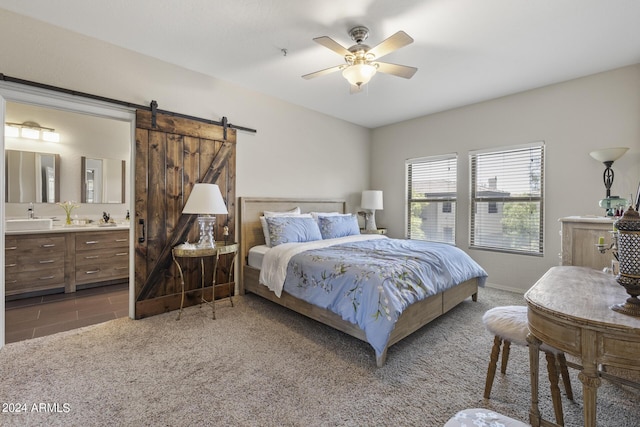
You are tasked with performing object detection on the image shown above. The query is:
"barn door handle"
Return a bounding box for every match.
[138,218,146,243]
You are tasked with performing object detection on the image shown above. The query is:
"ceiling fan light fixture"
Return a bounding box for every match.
[342,63,377,87]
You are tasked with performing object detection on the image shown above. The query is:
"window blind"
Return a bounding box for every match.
[406,154,457,244]
[469,143,545,255]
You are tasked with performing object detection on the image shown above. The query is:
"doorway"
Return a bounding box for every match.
[0,83,136,348]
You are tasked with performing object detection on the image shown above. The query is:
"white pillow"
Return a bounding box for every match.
[264,207,300,217]
[310,211,341,222]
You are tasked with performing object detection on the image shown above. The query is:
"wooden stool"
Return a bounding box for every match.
[483,306,573,426]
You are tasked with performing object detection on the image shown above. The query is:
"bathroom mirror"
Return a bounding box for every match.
[81,156,126,203]
[5,150,60,203]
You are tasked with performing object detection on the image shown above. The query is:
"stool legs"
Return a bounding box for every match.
[484,335,572,427]
[545,351,565,426]
[501,340,511,374]
[556,353,574,401]
[484,335,503,399]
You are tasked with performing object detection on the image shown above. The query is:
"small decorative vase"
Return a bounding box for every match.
[612,206,640,316]
[66,212,72,225]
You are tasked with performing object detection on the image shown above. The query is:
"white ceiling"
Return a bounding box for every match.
[1,0,639,128]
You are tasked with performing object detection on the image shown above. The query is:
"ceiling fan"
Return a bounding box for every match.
[302,26,418,93]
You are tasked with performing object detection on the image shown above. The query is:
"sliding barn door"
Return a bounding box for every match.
[134,110,236,319]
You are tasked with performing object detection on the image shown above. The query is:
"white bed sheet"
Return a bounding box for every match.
[248,244,270,269]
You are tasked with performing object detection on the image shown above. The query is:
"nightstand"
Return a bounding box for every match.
[360,228,387,235]
[172,241,238,320]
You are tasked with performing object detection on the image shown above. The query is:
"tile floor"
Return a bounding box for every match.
[5,282,129,344]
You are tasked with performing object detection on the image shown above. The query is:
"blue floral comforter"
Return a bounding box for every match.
[260,235,487,358]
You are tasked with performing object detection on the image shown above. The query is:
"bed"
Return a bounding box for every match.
[239,197,487,367]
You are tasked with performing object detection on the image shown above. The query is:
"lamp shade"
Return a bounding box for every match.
[361,190,383,210]
[589,147,629,163]
[182,183,228,214]
[342,63,377,87]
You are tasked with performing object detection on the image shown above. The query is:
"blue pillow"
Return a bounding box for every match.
[318,214,360,239]
[265,216,323,246]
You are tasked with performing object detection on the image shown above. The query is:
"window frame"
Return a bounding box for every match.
[405,153,458,244]
[469,142,545,256]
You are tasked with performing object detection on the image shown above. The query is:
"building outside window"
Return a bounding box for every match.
[469,142,545,255]
[406,154,457,244]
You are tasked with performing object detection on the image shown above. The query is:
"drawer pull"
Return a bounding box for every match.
[114,266,128,270]
[115,252,128,256]
[39,259,55,264]
[6,263,17,268]
[84,241,99,245]
[7,279,17,284]
[115,239,128,242]
[85,269,101,274]
[6,246,17,251]
[41,244,56,248]
[39,275,55,280]
[84,255,100,259]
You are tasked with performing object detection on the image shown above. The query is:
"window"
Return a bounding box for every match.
[469,143,544,255]
[406,154,457,244]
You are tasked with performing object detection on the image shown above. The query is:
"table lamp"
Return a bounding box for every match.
[360,190,383,231]
[182,183,228,248]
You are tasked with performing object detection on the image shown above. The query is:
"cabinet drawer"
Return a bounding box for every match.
[15,253,64,272]
[10,236,65,255]
[75,231,129,251]
[75,263,128,284]
[75,247,129,267]
[5,267,65,294]
[5,238,18,251]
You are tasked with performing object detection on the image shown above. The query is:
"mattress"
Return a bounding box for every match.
[248,244,270,269]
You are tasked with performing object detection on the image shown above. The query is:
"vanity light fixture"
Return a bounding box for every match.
[5,121,60,142]
[182,183,228,248]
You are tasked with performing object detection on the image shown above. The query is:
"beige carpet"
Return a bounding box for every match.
[0,287,638,427]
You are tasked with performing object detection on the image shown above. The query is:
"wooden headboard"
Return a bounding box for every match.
[238,197,346,291]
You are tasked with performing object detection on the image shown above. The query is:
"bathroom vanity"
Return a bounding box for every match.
[5,225,129,299]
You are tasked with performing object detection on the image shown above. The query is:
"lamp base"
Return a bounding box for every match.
[599,196,627,216]
[196,215,216,248]
[611,298,640,317]
[364,210,377,231]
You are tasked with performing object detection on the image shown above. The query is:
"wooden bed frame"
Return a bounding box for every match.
[238,197,479,367]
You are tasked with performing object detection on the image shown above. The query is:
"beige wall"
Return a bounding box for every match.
[0,10,371,215]
[372,64,640,292]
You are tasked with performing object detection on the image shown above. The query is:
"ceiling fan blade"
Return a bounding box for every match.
[375,62,418,79]
[313,36,352,57]
[302,65,344,80]
[367,31,414,59]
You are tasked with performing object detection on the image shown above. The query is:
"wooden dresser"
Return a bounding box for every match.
[559,216,615,270]
[5,227,129,299]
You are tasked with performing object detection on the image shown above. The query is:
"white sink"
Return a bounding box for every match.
[5,218,54,231]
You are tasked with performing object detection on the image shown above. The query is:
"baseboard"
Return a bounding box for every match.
[483,282,525,295]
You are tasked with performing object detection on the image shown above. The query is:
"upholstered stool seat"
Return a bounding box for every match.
[444,408,529,427]
[483,306,573,426]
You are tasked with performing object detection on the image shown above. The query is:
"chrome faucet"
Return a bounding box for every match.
[28,202,34,219]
